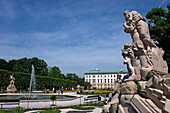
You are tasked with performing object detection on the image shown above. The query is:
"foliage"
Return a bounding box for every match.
[72,105,95,110]
[49,66,65,79]
[134,80,142,95]
[146,4,170,72]
[87,90,114,94]
[50,95,56,100]
[0,107,24,113]
[40,108,60,113]
[66,73,91,88]
[146,73,151,81]
[0,57,91,89]
[146,70,158,80]
[0,69,77,91]
[0,59,9,70]
[36,75,77,90]
[0,109,7,113]
[11,106,24,113]
[0,57,48,76]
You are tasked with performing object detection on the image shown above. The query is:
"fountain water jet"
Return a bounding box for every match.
[21,65,37,100]
[29,65,36,92]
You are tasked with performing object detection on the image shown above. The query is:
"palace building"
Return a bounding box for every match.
[84,68,127,89]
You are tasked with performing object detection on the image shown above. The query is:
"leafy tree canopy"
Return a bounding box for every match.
[0,57,91,89]
[49,66,65,79]
[146,3,170,72]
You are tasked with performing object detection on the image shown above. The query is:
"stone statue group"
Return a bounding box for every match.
[122,10,168,81]
[102,10,169,113]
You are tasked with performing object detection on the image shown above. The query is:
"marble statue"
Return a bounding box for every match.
[102,10,170,113]
[6,75,17,93]
[122,44,141,81]
[123,10,168,80]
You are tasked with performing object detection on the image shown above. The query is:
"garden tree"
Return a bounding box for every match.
[29,57,48,76]
[0,59,8,70]
[66,73,91,87]
[66,73,77,80]
[49,66,65,78]
[0,69,78,90]
[12,58,31,73]
[8,59,17,71]
[0,57,91,89]
[146,3,170,72]
[9,57,48,76]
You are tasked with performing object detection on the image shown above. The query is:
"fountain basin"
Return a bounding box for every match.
[0,93,79,102]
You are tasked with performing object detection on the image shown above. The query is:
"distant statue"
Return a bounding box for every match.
[122,10,168,80]
[6,75,17,93]
[122,44,141,81]
[10,75,15,85]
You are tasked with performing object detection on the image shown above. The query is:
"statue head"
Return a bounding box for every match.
[122,44,133,57]
[124,10,145,24]
[131,11,145,22]
[124,10,133,24]
[124,44,132,49]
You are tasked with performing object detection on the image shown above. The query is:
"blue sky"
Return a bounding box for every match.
[0,0,169,77]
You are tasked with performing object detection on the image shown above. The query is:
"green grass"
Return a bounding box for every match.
[40,108,60,113]
[72,105,95,110]
[0,109,11,113]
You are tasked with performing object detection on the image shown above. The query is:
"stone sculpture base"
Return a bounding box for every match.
[6,84,17,93]
[102,71,170,113]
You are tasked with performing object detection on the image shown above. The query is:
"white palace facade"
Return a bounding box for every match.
[84,69,127,89]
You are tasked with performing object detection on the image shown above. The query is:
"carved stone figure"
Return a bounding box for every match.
[122,44,141,81]
[103,10,169,113]
[10,75,15,85]
[123,10,168,80]
[6,75,17,93]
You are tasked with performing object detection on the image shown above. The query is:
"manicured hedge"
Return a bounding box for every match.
[0,69,77,91]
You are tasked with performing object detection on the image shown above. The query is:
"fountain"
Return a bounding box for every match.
[0,65,79,109]
[20,65,37,100]
[29,65,36,92]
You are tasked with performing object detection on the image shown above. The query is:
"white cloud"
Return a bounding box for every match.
[0,30,130,77]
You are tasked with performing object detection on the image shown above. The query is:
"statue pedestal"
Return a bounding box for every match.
[6,84,17,93]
